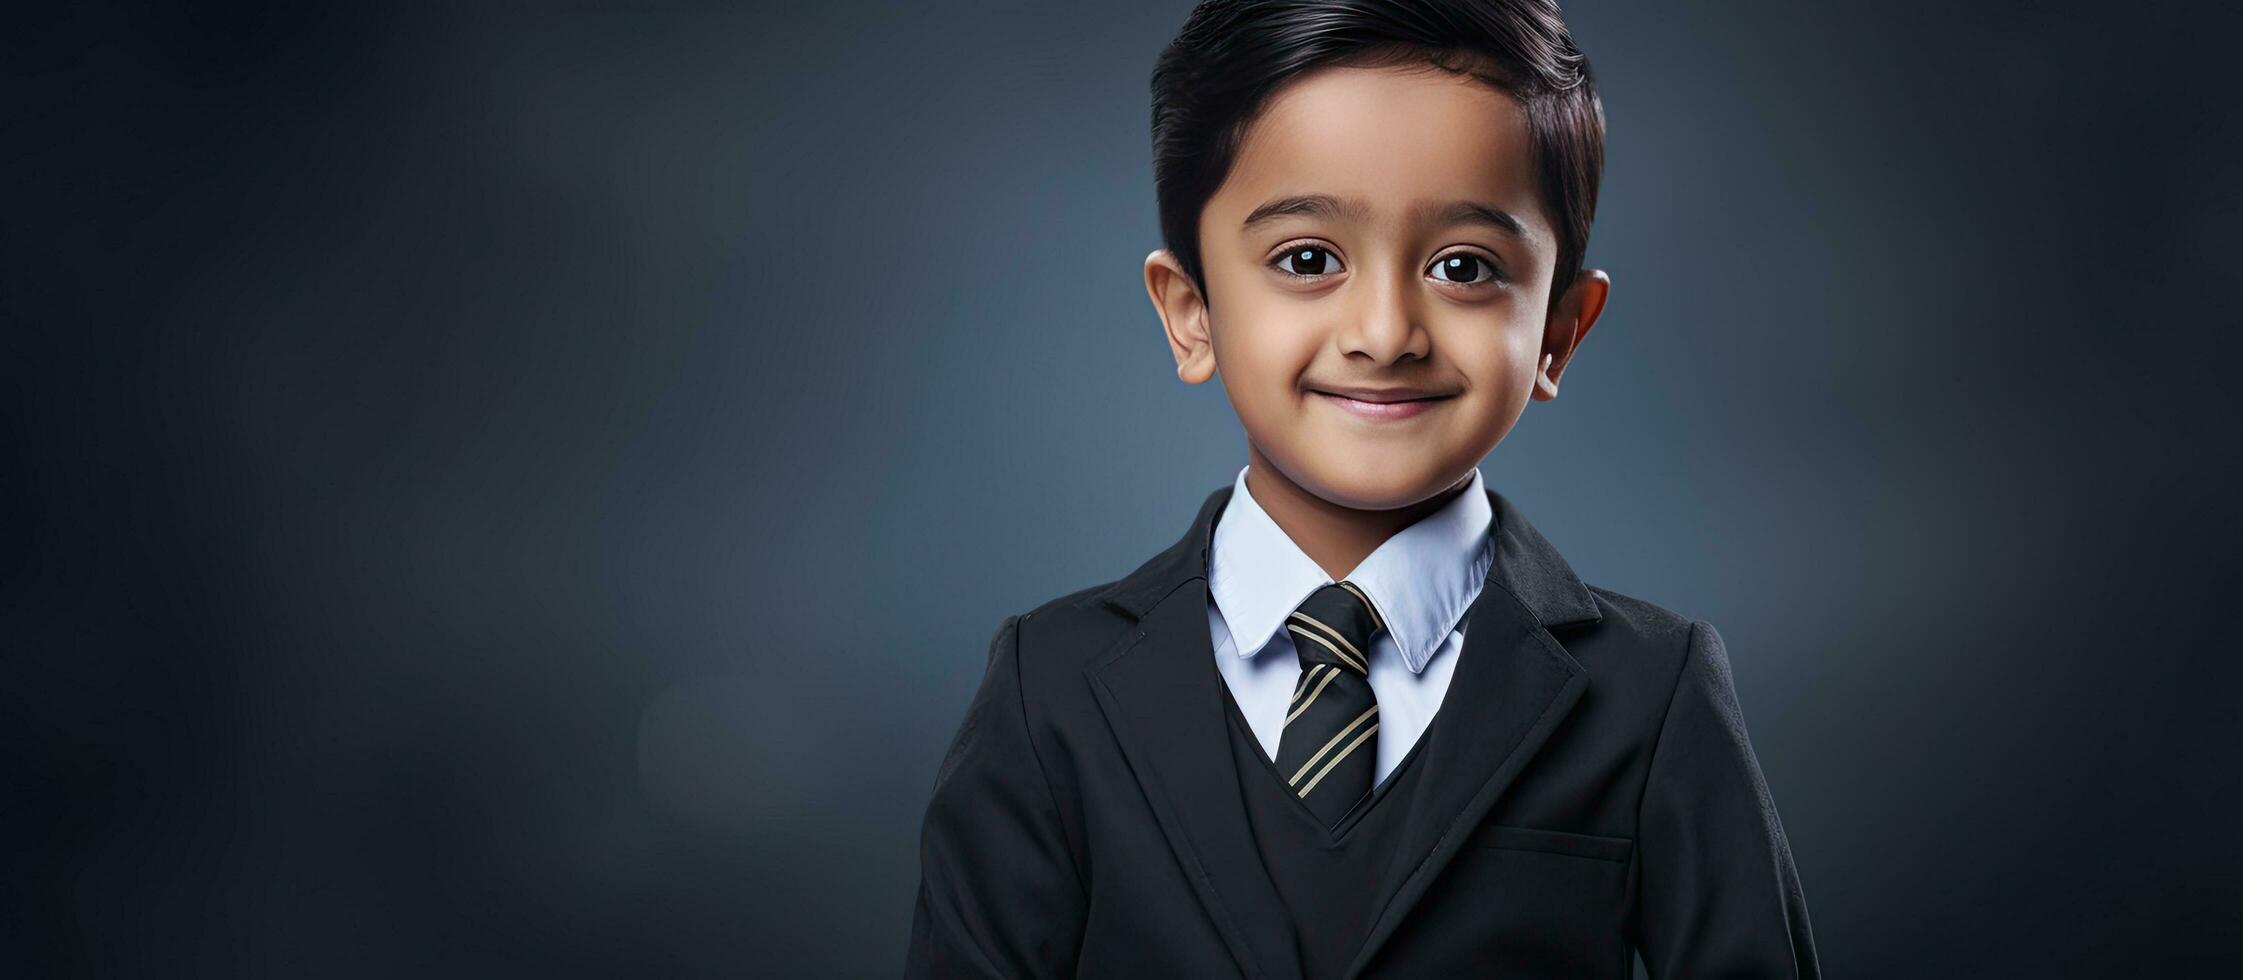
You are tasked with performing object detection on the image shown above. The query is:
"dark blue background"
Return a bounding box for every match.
[9,1,2240,975]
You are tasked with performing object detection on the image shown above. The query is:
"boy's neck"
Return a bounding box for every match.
[1242,445,1474,582]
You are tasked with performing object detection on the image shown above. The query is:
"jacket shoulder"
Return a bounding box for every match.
[1022,578,1127,620]
[1011,578,1140,667]
[987,580,1146,746]
[1579,582,1703,667]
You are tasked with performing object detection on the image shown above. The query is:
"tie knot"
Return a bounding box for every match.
[1285,580,1386,675]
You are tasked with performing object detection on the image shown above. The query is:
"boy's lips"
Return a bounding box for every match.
[1312,382,1454,402]
[1311,388,1454,421]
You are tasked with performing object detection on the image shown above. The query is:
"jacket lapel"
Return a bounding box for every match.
[1086,481,1604,980]
[1340,487,1603,980]
[1085,486,1303,980]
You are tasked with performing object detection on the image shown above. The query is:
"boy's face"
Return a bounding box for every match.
[1145,63,1609,511]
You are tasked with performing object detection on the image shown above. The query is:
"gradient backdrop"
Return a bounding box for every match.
[9,1,2241,976]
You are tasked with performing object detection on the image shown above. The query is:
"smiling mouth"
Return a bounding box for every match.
[1312,390,1453,421]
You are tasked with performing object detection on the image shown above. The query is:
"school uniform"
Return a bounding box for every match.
[905,469,1821,979]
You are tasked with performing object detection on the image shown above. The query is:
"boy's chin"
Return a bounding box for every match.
[1287,458,1470,513]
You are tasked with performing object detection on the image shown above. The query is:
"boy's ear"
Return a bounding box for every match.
[1144,249,1217,384]
[1534,267,1611,401]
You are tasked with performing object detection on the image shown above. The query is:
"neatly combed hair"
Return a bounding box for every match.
[1151,0,1604,311]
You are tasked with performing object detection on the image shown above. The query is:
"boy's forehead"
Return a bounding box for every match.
[1214,64,1544,239]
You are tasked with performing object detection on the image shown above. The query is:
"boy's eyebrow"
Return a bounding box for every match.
[1240,193,1533,244]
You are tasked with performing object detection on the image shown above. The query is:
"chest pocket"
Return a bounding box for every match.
[1471,820,1632,861]
[1387,823,1635,971]
[1467,823,1633,862]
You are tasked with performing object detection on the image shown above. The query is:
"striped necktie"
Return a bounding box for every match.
[1276,580,1386,828]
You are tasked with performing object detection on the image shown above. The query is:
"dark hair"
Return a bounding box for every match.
[1151,0,1604,311]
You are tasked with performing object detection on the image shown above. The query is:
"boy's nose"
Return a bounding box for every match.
[1341,268,1429,364]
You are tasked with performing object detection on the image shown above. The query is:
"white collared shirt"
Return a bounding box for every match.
[1207,463,1495,788]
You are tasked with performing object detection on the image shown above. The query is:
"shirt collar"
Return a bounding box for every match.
[1206,463,1495,674]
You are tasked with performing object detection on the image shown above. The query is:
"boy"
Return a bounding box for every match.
[905,1,1820,977]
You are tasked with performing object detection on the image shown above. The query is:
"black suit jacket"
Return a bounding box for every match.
[905,483,1820,979]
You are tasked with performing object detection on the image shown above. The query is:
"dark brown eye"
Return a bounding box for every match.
[1276,246,1340,277]
[1430,253,1498,284]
